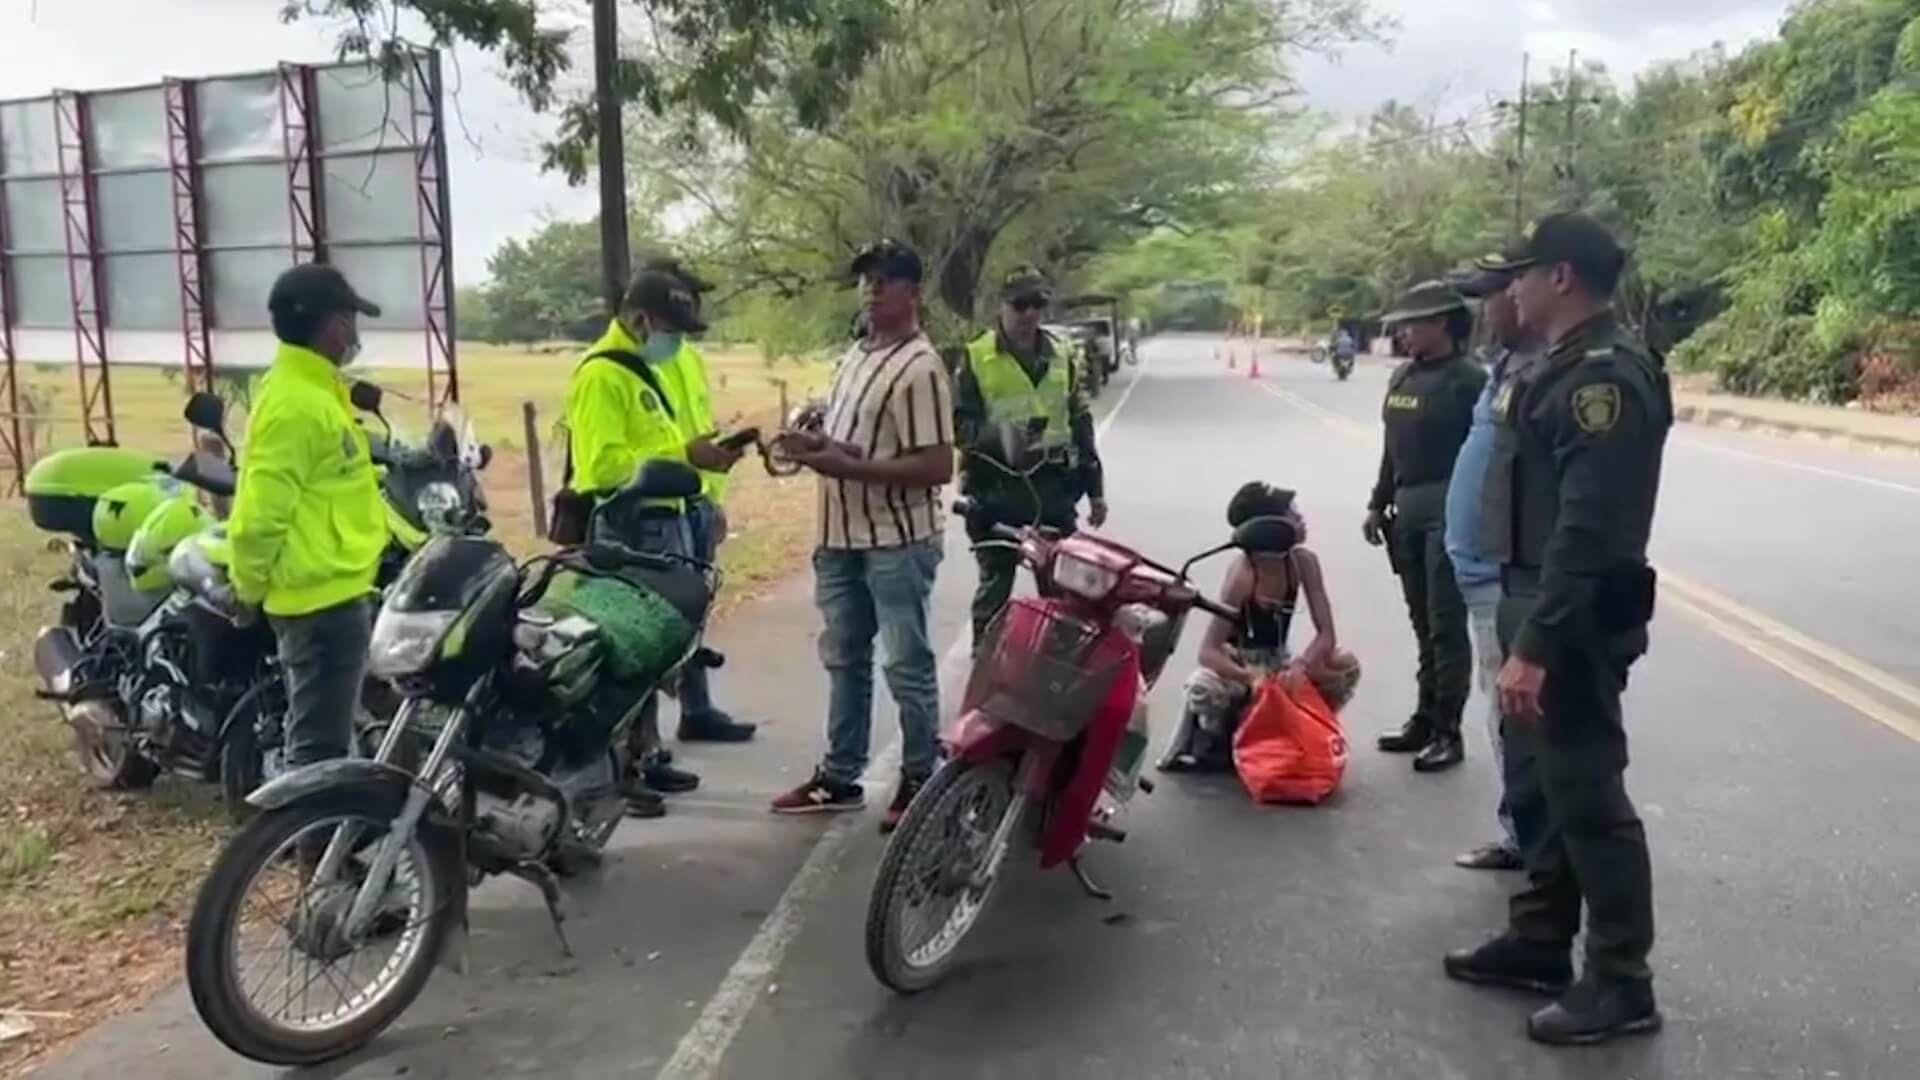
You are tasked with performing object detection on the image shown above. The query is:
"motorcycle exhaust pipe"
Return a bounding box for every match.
[33,625,83,697]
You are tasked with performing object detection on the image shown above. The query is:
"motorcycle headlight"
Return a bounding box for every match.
[417,482,463,533]
[1051,551,1121,601]
[368,608,458,678]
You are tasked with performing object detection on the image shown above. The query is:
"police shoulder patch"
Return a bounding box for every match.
[1571,382,1620,434]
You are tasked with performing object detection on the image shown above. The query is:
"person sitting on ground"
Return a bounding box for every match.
[1159,482,1357,772]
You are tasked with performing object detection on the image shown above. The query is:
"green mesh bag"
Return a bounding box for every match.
[536,568,701,687]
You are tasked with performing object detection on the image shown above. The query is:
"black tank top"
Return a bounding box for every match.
[1236,554,1298,652]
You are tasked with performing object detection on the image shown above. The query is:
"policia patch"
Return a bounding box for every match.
[1572,383,1621,434]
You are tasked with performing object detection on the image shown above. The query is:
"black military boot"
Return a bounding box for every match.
[1376,714,1431,753]
[678,709,758,743]
[1528,975,1662,1046]
[1413,730,1465,772]
[1443,933,1573,995]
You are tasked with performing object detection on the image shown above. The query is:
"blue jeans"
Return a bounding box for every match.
[678,499,723,717]
[814,540,944,785]
[1464,581,1520,852]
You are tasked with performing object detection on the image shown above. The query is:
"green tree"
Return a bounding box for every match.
[477,216,660,342]
[628,0,1376,339]
[279,0,893,178]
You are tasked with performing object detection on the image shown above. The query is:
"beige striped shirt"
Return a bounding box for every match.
[818,333,955,550]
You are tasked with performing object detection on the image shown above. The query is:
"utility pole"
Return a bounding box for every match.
[1511,52,1530,236]
[593,0,630,315]
[1561,48,1579,187]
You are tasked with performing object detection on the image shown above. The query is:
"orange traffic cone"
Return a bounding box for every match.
[1249,351,1262,379]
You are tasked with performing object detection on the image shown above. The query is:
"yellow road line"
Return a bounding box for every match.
[1658,569,1920,716]
[1655,585,1920,744]
[1253,373,1920,745]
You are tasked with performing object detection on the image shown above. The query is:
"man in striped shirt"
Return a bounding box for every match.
[771,240,956,832]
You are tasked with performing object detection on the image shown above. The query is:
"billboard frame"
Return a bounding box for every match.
[0,48,459,491]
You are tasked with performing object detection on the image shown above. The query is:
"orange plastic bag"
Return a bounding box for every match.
[1232,671,1349,805]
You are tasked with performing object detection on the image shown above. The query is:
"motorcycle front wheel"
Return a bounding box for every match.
[865,757,1020,993]
[185,787,460,1065]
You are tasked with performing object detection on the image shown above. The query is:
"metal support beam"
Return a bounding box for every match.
[163,77,214,393]
[52,89,115,447]
[277,63,325,264]
[407,48,458,406]
[0,105,26,491]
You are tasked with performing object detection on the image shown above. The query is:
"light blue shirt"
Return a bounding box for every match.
[1444,349,1512,593]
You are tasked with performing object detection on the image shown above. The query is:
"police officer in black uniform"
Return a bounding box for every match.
[1443,212,1671,1046]
[1365,281,1487,772]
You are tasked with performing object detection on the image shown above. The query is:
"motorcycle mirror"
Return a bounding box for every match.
[477,444,493,470]
[1232,515,1301,555]
[183,391,226,435]
[349,380,386,415]
[428,420,459,461]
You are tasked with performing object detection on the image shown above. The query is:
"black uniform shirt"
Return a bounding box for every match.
[1503,310,1672,663]
[1369,351,1487,512]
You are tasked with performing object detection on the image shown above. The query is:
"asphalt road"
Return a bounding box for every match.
[38,336,1920,1079]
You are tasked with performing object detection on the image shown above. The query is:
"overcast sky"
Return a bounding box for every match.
[0,0,1796,285]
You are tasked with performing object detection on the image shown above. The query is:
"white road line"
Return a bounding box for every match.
[1674,435,1920,497]
[654,356,1150,1080]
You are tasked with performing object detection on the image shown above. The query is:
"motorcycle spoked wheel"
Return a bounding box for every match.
[185,787,460,1066]
[865,757,1020,993]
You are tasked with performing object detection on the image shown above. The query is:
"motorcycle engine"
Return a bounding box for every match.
[473,792,562,863]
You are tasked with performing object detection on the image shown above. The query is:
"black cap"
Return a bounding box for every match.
[623,267,708,334]
[1380,280,1469,325]
[850,239,923,285]
[1451,252,1517,299]
[268,263,381,320]
[637,251,714,295]
[999,265,1053,303]
[1483,212,1627,289]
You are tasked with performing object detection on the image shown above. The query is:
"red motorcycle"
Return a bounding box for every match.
[864,503,1298,991]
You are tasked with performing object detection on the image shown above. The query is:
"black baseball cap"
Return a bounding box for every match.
[268,263,381,320]
[850,239,923,284]
[638,251,715,295]
[1451,252,1517,299]
[1483,211,1627,290]
[1000,266,1053,303]
[623,267,708,334]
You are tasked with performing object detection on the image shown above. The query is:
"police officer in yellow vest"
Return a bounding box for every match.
[564,262,751,817]
[955,266,1108,644]
[634,254,757,747]
[230,263,389,773]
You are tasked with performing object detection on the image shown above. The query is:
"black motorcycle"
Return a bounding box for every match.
[183,460,717,1065]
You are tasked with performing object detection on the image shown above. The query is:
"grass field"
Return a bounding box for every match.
[0,342,831,1075]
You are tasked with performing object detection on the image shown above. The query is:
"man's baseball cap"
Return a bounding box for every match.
[1380,279,1469,325]
[623,267,708,334]
[638,251,715,295]
[850,239,923,284]
[1000,265,1053,303]
[1450,253,1517,299]
[267,263,381,320]
[1482,211,1627,287]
